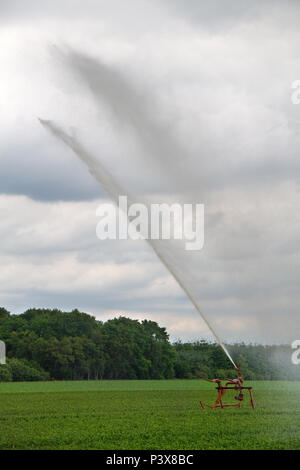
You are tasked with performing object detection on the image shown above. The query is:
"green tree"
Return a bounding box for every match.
[0,307,10,319]
[0,365,12,382]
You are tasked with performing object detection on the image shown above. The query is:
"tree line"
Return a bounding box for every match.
[0,307,298,381]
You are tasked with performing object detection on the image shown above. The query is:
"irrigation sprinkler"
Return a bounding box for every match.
[200,366,255,410]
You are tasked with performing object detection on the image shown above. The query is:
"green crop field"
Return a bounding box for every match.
[1,380,300,450]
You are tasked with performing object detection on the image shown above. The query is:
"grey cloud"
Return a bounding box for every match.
[48,46,300,202]
[0,129,102,201]
[159,0,300,32]
[50,47,191,194]
[1,0,300,344]
[0,0,147,21]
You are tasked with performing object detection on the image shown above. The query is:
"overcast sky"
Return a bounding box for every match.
[1,0,300,344]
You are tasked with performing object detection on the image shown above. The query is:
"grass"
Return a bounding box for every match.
[0,380,300,450]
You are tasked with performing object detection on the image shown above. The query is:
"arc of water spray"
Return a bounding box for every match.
[39,118,237,369]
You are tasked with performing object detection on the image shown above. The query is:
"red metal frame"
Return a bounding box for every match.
[200,366,255,410]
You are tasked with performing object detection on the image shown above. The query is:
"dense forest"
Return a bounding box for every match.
[0,307,298,381]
